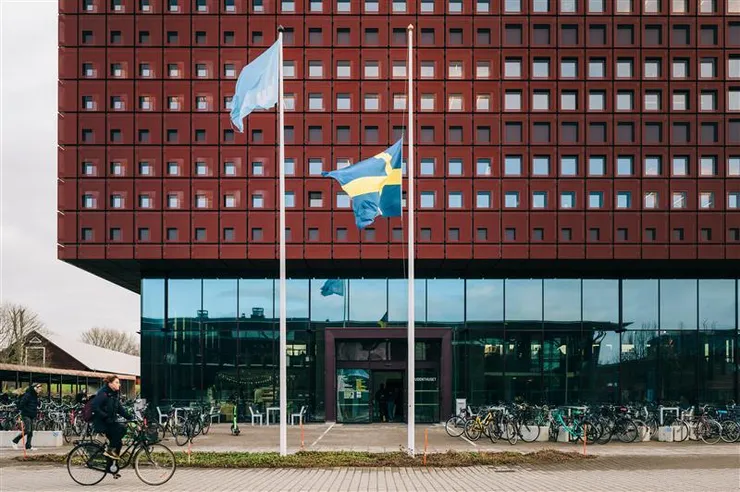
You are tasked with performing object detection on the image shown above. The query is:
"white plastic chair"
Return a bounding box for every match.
[291,405,306,426]
[249,405,263,426]
[156,406,168,426]
[209,405,221,424]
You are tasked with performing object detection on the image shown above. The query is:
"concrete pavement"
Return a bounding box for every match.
[1,455,738,491]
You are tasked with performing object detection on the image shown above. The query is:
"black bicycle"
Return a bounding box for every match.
[66,419,176,486]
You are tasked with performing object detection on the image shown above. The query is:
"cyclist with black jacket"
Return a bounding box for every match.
[91,375,132,460]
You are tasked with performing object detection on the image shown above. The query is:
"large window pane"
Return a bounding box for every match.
[203,280,238,402]
[349,279,387,323]
[582,280,618,326]
[238,279,274,318]
[311,279,347,322]
[427,279,464,322]
[166,279,203,401]
[544,279,581,327]
[505,332,543,402]
[275,279,309,319]
[466,280,504,321]
[142,278,165,330]
[505,279,543,324]
[388,279,426,323]
[660,280,697,330]
[698,280,735,330]
[622,280,659,330]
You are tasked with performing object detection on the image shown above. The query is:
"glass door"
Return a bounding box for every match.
[336,369,371,423]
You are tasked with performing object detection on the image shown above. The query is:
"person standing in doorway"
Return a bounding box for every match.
[375,383,387,422]
[11,383,42,451]
[387,386,399,423]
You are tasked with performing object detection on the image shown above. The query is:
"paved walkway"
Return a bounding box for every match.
[1,455,738,492]
[4,423,737,457]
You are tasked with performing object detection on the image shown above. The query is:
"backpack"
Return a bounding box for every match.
[82,399,95,422]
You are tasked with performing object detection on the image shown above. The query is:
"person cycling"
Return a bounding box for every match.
[91,375,132,460]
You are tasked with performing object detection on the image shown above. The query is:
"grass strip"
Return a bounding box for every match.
[15,449,593,468]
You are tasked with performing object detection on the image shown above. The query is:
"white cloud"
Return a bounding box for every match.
[0,1,139,339]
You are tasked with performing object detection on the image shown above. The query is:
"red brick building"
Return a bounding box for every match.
[57,1,740,415]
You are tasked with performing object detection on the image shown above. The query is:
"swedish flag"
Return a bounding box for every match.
[322,140,403,229]
[378,311,388,329]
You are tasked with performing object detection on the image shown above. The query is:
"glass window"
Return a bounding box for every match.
[532,91,550,110]
[588,91,605,110]
[617,156,634,176]
[672,156,689,176]
[644,156,661,176]
[448,159,463,176]
[420,192,435,208]
[561,91,577,110]
[698,280,735,330]
[700,58,716,78]
[505,191,520,207]
[476,159,492,176]
[544,279,581,324]
[448,192,463,208]
[589,192,603,208]
[533,0,549,10]
[700,192,714,208]
[588,59,605,78]
[588,156,605,176]
[388,279,426,323]
[561,59,577,78]
[420,61,435,78]
[700,156,717,176]
[349,279,387,322]
[560,192,575,208]
[532,191,547,208]
[533,156,550,176]
[505,91,522,110]
[617,91,634,110]
[660,280,697,330]
[583,280,618,324]
[505,0,522,11]
[505,279,542,322]
[476,61,490,79]
[421,158,435,176]
[672,192,687,209]
[505,58,522,78]
[561,156,578,176]
[533,59,550,78]
[466,279,503,321]
[617,59,633,78]
[428,279,463,322]
[617,192,632,208]
[504,156,522,175]
[336,61,350,78]
[729,157,740,176]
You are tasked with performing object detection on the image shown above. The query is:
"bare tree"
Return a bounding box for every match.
[0,302,47,364]
[80,327,140,356]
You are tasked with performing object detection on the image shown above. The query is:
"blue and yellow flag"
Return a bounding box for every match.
[378,311,388,329]
[320,279,345,297]
[322,140,403,229]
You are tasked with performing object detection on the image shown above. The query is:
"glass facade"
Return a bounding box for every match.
[141,278,739,421]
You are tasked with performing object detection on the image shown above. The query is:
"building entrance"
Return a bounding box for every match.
[326,328,452,423]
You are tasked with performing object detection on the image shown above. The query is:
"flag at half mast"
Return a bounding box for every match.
[322,139,403,229]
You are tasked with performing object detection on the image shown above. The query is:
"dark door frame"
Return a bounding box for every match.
[325,327,452,422]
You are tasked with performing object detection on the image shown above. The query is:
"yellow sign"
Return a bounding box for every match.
[355,379,366,392]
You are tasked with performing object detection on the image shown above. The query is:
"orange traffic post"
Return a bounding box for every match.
[20,419,27,459]
[300,420,305,450]
[423,429,428,466]
[582,424,587,456]
[187,439,192,464]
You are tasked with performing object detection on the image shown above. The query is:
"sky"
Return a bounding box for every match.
[0,0,140,339]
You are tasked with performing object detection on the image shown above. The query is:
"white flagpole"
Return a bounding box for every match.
[406,24,415,457]
[277,27,288,457]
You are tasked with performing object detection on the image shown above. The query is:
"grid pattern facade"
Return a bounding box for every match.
[58,0,740,276]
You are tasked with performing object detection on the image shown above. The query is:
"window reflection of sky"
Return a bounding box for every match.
[145,278,738,331]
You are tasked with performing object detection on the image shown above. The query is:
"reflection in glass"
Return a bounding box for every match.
[659,331,697,405]
[698,280,735,330]
[505,279,543,322]
[621,329,658,402]
[310,279,347,322]
[275,279,309,319]
[698,331,736,403]
[238,279,273,318]
[466,279,503,321]
[504,332,542,402]
[583,279,618,325]
[349,279,387,323]
[660,280,697,330]
[387,279,425,323]
[543,332,580,404]
[427,279,464,322]
[544,279,581,325]
[622,280,658,330]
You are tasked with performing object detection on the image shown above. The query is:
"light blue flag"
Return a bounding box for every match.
[321,279,345,297]
[230,38,281,133]
[322,140,403,229]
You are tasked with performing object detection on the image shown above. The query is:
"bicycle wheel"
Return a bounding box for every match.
[487,421,501,443]
[580,421,600,445]
[504,422,518,445]
[720,420,740,443]
[698,420,722,445]
[445,416,466,438]
[66,442,108,486]
[673,421,690,442]
[464,419,482,441]
[519,422,540,443]
[617,419,638,443]
[134,443,177,486]
[201,419,211,436]
[174,422,191,446]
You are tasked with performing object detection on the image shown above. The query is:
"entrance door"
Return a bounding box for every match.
[371,371,404,422]
[336,369,371,423]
